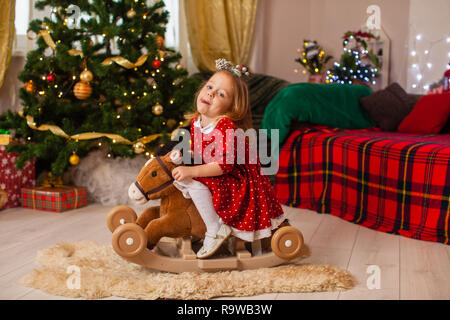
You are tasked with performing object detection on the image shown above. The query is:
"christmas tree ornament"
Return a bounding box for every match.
[167,118,177,128]
[25,80,35,93]
[46,73,56,82]
[69,153,80,165]
[155,35,164,48]
[26,29,36,41]
[126,8,136,18]
[176,63,183,70]
[152,59,162,69]
[152,103,163,115]
[73,81,92,100]
[80,69,94,82]
[133,142,145,154]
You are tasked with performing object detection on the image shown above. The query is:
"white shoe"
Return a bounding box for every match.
[197,224,232,259]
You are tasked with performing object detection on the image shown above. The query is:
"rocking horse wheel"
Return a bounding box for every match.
[107,205,138,233]
[271,226,303,260]
[112,223,147,258]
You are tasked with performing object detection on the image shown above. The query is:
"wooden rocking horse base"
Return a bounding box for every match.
[109,218,304,274]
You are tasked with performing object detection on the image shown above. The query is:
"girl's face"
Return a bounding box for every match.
[196,72,234,121]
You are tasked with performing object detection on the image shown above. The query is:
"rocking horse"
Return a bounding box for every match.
[106,149,304,273]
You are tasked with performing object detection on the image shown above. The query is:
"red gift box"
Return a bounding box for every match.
[0,145,36,209]
[21,186,87,212]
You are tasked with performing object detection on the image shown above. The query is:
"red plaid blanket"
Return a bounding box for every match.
[275,126,450,245]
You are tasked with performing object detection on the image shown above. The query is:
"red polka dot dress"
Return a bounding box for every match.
[190,116,285,242]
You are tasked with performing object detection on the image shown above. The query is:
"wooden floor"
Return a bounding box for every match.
[0,203,449,300]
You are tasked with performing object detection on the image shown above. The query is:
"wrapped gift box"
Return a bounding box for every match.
[21,186,87,212]
[0,129,11,145]
[0,134,10,146]
[0,145,36,209]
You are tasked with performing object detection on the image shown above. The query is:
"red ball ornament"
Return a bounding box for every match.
[152,60,162,69]
[46,73,55,82]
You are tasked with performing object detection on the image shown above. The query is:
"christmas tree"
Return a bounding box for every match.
[295,40,332,75]
[0,0,199,177]
[326,31,380,85]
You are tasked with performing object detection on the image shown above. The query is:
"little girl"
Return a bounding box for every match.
[171,59,285,258]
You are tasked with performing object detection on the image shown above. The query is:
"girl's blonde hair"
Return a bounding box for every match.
[184,70,253,130]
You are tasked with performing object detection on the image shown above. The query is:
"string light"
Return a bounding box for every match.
[408,27,450,93]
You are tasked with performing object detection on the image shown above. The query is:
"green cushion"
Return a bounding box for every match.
[262,83,376,143]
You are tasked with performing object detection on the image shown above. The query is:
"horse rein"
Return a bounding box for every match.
[134,156,174,201]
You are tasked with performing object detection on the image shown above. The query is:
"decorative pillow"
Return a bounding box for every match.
[397,93,450,134]
[262,83,376,144]
[441,119,450,134]
[359,82,416,132]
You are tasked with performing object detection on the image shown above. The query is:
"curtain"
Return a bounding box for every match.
[0,0,16,89]
[184,0,258,72]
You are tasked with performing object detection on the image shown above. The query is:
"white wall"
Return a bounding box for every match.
[258,0,411,88]
[406,0,450,94]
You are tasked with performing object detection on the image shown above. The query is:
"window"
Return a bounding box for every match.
[164,0,179,50]
[11,0,180,55]
[13,0,31,56]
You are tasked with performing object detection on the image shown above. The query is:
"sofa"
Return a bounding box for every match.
[262,82,450,245]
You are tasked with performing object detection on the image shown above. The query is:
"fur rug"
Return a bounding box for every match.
[19,241,356,300]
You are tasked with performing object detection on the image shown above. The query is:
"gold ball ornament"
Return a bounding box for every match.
[80,69,94,82]
[167,118,177,128]
[152,103,163,115]
[73,81,92,100]
[175,63,183,70]
[69,153,80,165]
[133,142,145,154]
[126,9,136,18]
[25,80,35,93]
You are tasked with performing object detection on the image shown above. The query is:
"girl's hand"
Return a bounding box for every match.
[172,166,195,181]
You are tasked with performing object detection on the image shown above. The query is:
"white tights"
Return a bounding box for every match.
[173,178,221,246]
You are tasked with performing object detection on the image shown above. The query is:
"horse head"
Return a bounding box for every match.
[128,149,182,203]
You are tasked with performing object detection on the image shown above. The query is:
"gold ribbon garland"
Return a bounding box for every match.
[18,110,167,147]
[36,30,152,69]
[101,54,149,69]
